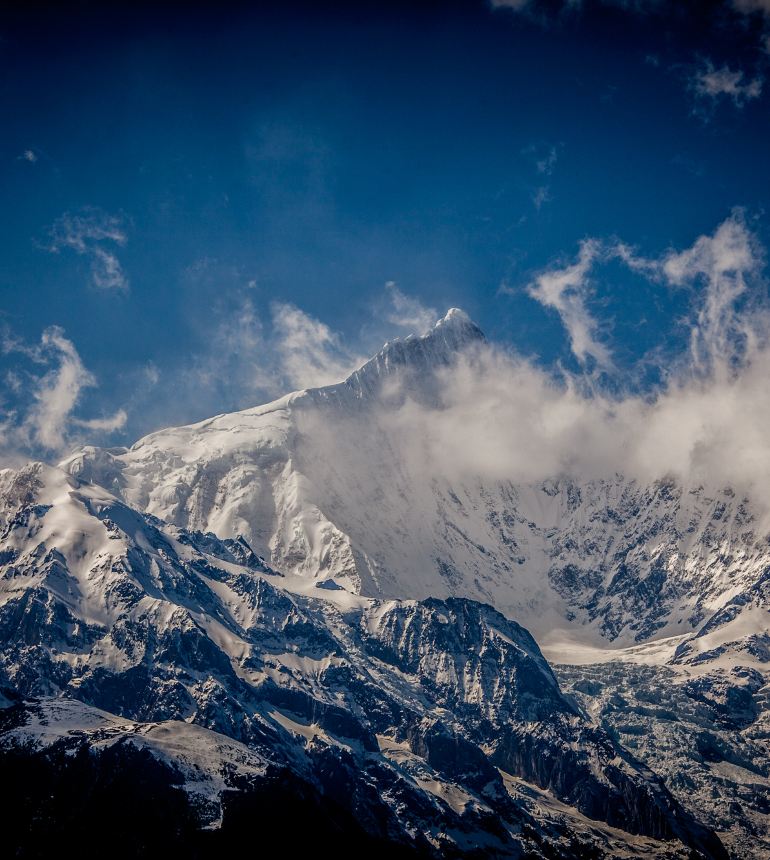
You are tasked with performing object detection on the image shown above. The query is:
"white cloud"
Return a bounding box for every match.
[272,302,365,389]
[71,411,129,433]
[692,62,763,107]
[26,328,96,451]
[524,238,614,368]
[179,289,368,414]
[373,211,770,524]
[0,326,127,462]
[19,150,37,163]
[662,210,761,375]
[48,209,130,291]
[385,282,438,336]
[516,215,761,375]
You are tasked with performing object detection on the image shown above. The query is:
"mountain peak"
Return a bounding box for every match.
[324,308,485,404]
[438,307,472,327]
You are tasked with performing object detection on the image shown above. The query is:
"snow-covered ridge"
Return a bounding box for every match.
[4,283,769,854]
[0,460,727,858]
[60,310,770,665]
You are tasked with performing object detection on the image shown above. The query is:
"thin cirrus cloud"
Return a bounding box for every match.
[491,0,766,16]
[47,208,130,291]
[532,186,552,210]
[732,0,770,15]
[0,326,126,465]
[489,0,532,8]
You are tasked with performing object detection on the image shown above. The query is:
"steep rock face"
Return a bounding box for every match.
[557,661,770,860]
[0,462,724,858]
[60,312,770,658]
[361,598,722,854]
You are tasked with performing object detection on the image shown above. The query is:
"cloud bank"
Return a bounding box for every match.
[381,211,770,519]
[8,209,770,525]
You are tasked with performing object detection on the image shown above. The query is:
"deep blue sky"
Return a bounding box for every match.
[1,0,769,452]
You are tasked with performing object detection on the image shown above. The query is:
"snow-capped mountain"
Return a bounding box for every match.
[0,462,724,858]
[62,309,770,661]
[3,309,769,857]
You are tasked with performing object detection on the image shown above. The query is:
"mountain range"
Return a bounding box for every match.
[2,310,768,858]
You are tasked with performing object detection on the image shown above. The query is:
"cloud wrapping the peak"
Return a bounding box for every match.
[48,209,130,291]
[375,211,770,523]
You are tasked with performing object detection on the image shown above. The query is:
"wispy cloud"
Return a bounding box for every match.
[0,326,127,463]
[177,282,367,418]
[272,303,365,389]
[523,239,614,368]
[490,1,770,96]
[662,209,761,375]
[518,211,760,376]
[377,211,770,523]
[385,282,438,336]
[185,282,435,402]
[47,208,130,291]
[18,150,37,163]
[489,0,663,18]
[692,61,763,108]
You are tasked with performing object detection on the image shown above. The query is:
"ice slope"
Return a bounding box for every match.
[62,309,770,657]
[0,461,725,859]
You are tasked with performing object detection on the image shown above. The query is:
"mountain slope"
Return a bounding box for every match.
[62,310,770,660]
[0,462,725,858]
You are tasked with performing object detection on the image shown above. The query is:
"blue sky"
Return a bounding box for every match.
[1,0,769,460]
